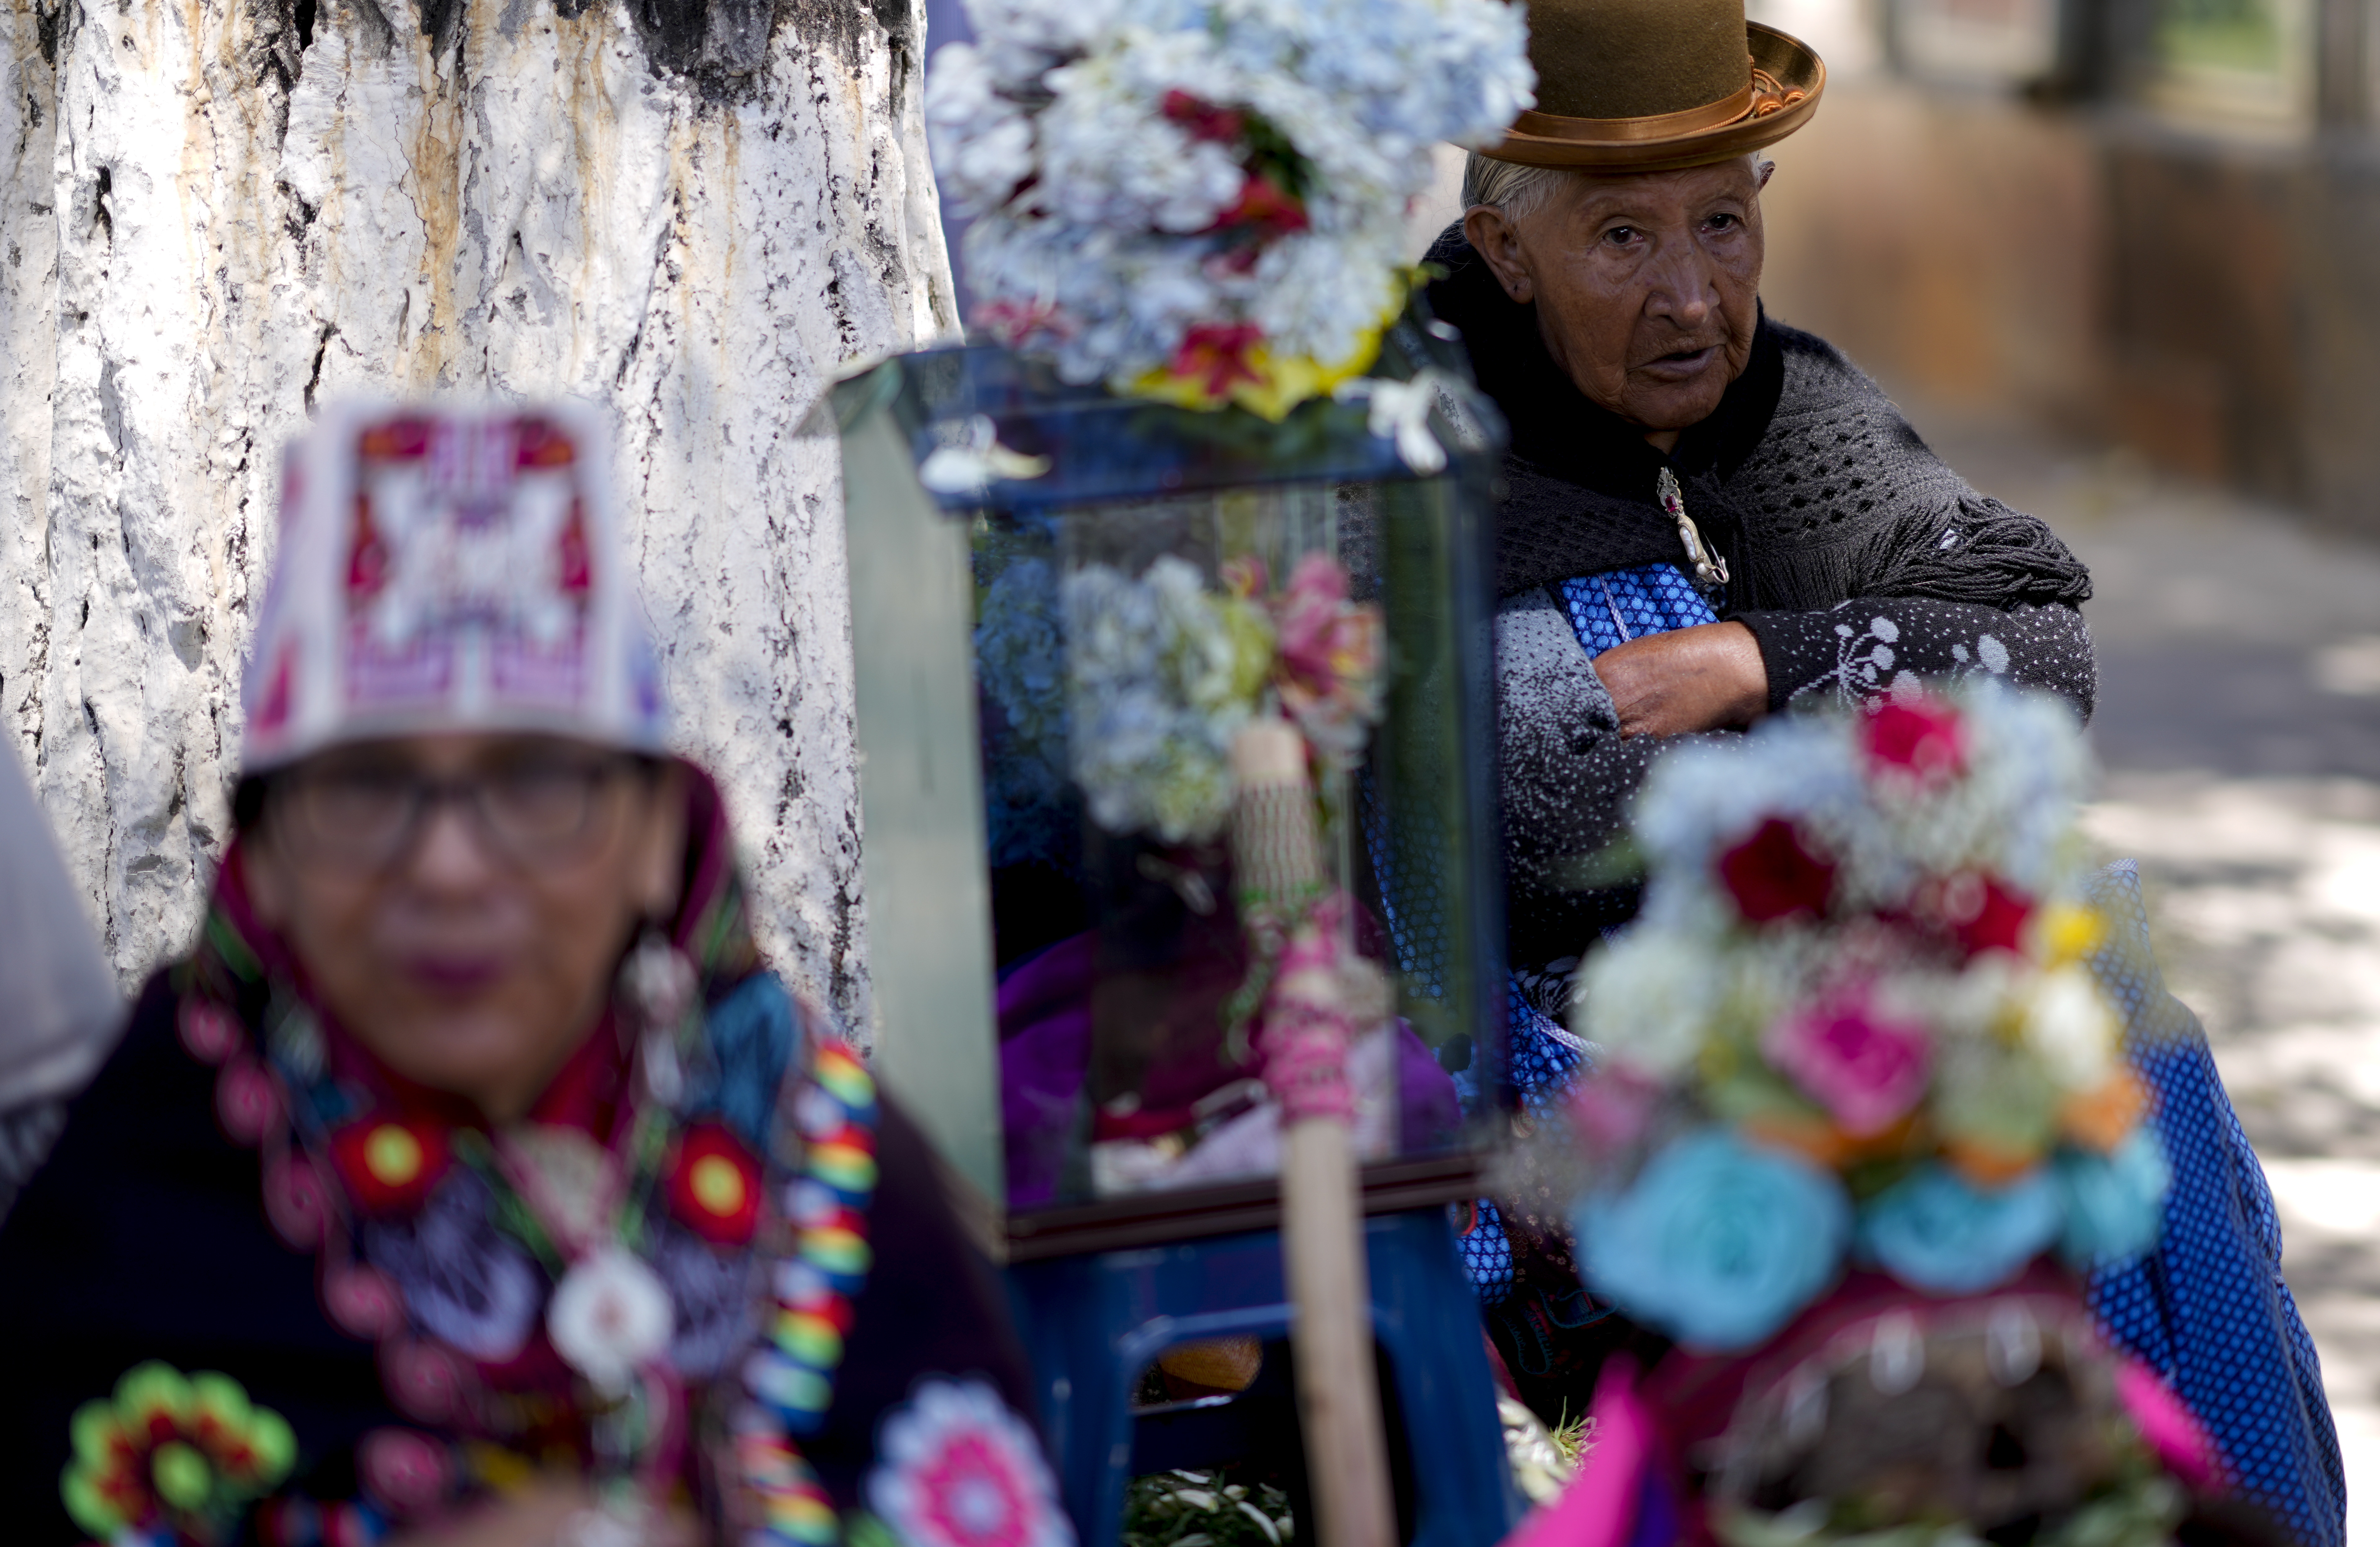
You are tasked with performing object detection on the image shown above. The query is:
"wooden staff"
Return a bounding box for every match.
[1229,716,1396,1547]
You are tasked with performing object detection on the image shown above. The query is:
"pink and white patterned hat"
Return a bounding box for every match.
[241,400,667,772]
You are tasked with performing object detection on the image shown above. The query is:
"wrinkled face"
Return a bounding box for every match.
[245,733,686,1124]
[1466,157,1769,437]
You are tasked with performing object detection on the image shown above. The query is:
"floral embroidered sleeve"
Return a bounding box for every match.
[1731,478,2099,720]
[1732,596,2098,719]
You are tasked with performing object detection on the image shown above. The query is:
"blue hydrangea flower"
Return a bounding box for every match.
[1859,1162,2063,1295]
[1574,1129,1850,1352]
[2055,1129,2172,1270]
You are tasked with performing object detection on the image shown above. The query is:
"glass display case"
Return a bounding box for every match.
[832,318,1509,1241]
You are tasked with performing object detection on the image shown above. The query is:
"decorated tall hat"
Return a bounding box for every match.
[242,401,667,772]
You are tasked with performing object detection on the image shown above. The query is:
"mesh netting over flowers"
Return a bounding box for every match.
[924,0,1535,418]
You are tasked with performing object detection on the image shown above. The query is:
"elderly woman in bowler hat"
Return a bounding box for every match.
[1434,2,2343,1540]
[0,405,1073,1547]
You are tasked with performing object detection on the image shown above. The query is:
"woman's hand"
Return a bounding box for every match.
[1593,621,1769,738]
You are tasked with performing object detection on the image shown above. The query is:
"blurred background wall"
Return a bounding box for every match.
[1751,0,2380,535]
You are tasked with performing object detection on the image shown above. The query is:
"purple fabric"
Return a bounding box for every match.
[996,931,1464,1208]
[1395,1021,1464,1153]
[998,934,1097,1210]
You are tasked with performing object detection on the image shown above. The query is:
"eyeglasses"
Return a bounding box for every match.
[269,750,650,873]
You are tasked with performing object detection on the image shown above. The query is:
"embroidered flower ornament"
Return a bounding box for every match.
[669,1121,766,1246]
[1762,994,1933,1138]
[62,1362,297,1542]
[548,1247,675,1398]
[1567,685,2166,1350]
[327,1115,452,1216]
[866,1377,1076,1547]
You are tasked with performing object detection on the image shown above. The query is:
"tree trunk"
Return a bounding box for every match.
[0,0,953,1030]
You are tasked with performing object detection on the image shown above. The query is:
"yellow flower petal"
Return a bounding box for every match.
[2036,902,2105,966]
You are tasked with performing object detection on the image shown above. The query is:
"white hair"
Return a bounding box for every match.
[1460,152,1775,225]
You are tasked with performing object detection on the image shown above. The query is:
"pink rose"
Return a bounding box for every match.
[1272,554,1356,684]
[1270,554,1381,759]
[1763,995,1933,1138]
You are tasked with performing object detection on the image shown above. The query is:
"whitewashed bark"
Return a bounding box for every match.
[0,0,953,1031]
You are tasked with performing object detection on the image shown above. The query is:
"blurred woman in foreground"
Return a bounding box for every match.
[0,405,1071,1547]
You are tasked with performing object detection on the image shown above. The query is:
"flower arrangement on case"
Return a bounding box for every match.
[978,551,1383,848]
[1563,684,2169,1352]
[924,0,1535,419]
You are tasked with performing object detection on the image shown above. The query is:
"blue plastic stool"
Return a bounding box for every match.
[1006,1206,1520,1547]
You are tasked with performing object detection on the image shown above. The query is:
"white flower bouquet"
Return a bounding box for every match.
[926,0,1535,419]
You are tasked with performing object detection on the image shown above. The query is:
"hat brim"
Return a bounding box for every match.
[1474,22,1825,173]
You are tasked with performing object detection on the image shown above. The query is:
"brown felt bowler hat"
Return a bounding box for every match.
[1480,0,1826,172]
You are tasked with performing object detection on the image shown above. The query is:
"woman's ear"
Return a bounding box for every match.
[629,764,690,923]
[1463,205,1535,305]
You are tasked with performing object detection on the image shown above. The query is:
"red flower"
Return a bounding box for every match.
[251,645,295,735]
[1169,323,1267,398]
[974,298,1071,348]
[1161,90,1245,143]
[1215,173,1309,237]
[668,1123,764,1246]
[1717,818,1836,924]
[1862,696,1966,782]
[357,417,432,461]
[328,1118,451,1217]
[1950,874,2034,957]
